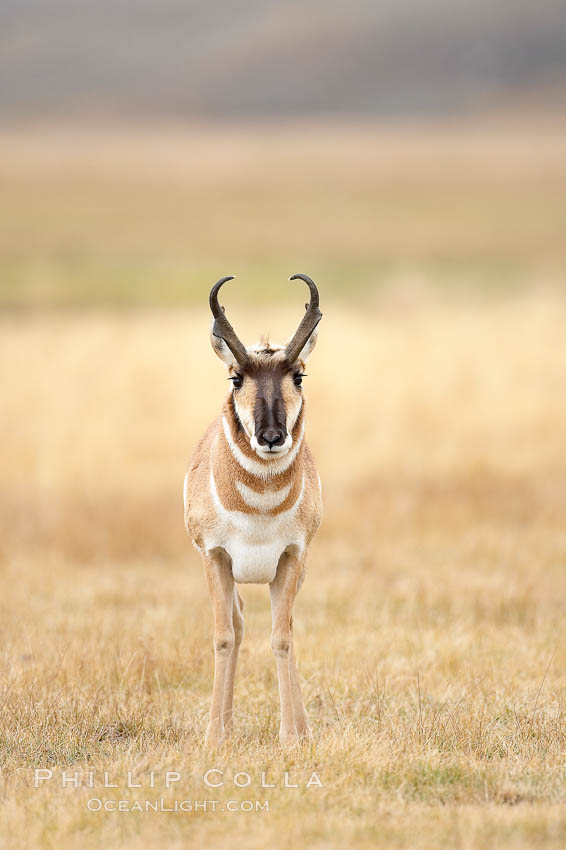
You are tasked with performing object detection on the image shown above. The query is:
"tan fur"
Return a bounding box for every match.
[185,396,318,528]
[210,397,306,515]
[184,339,322,748]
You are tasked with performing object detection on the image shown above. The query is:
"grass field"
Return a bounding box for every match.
[1,119,565,308]
[1,122,566,848]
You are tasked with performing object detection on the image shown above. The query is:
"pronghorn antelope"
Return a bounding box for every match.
[183,274,323,747]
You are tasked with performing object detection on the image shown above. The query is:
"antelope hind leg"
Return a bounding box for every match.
[222,589,244,736]
[289,622,312,739]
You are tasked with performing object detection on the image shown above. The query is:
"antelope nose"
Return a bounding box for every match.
[259,428,285,449]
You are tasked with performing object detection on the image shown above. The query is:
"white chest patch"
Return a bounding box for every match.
[206,472,305,583]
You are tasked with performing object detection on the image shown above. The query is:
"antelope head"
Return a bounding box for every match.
[209,274,322,460]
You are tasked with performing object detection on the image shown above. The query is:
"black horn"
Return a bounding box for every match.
[209,276,249,368]
[285,274,322,363]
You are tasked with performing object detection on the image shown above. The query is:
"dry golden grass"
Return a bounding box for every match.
[1,283,566,848]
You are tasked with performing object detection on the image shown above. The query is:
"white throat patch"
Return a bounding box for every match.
[222,415,305,480]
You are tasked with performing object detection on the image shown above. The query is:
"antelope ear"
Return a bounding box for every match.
[210,323,239,367]
[294,326,318,363]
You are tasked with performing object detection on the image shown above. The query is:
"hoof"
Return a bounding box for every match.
[205,725,225,748]
[296,724,313,741]
[279,728,300,749]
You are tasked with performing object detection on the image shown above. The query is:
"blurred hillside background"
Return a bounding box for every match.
[0,0,565,309]
[2,5,566,850]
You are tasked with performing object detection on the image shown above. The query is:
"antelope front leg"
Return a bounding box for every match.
[270,550,304,747]
[203,551,234,747]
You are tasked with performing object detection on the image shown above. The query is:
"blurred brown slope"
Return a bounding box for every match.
[0,120,565,309]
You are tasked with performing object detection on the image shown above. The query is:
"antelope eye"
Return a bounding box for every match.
[293,373,304,387]
[230,374,243,390]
